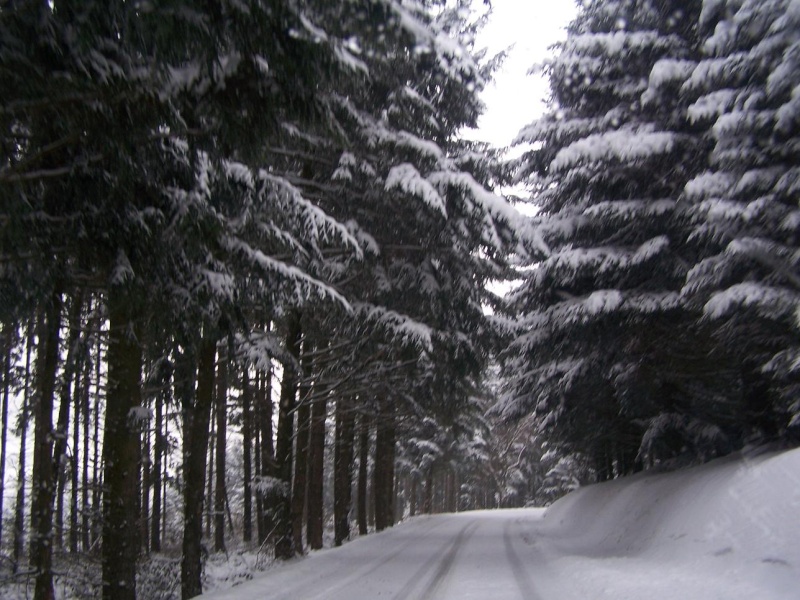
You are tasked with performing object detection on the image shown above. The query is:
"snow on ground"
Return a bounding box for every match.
[202,447,800,599]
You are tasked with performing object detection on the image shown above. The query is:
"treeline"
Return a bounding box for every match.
[500,0,799,481]
[0,2,533,599]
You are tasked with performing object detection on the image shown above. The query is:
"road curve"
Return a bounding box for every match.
[202,510,546,600]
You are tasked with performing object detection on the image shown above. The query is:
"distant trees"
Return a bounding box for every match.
[502,0,799,480]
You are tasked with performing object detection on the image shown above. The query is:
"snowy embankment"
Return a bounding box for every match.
[527,446,800,599]
[202,448,799,600]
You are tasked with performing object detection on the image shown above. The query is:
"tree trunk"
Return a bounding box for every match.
[0,327,12,551]
[257,366,274,545]
[306,385,326,550]
[151,386,164,553]
[241,367,253,544]
[214,346,228,553]
[290,361,310,554]
[357,412,369,536]
[374,406,396,532]
[333,397,355,546]
[409,477,417,517]
[140,395,151,554]
[271,314,301,560]
[13,318,34,571]
[102,293,143,600]
[273,326,301,558]
[30,292,62,600]
[81,351,91,552]
[181,337,216,600]
[205,406,215,539]
[53,291,83,551]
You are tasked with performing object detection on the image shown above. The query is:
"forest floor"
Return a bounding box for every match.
[201,446,800,600]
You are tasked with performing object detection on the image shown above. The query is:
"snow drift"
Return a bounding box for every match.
[527,446,800,599]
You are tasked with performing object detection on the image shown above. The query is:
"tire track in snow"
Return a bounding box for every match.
[504,520,542,600]
[392,520,479,600]
[301,517,450,600]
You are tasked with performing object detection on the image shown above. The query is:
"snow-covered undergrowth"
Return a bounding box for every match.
[527,446,800,599]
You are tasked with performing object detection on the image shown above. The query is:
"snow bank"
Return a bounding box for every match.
[531,447,800,599]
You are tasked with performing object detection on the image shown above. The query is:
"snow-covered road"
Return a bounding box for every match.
[202,510,548,600]
[202,448,800,600]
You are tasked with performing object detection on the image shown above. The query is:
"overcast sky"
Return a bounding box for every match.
[473,0,579,147]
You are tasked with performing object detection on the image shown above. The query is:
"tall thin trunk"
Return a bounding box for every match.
[69,345,87,553]
[241,367,253,544]
[13,318,34,571]
[357,412,369,536]
[80,314,94,553]
[0,327,12,550]
[374,406,396,532]
[258,365,274,545]
[53,292,83,551]
[290,367,310,554]
[151,386,163,553]
[181,337,217,600]
[205,405,215,539]
[91,325,102,551]
[306,384,326,550]
[333,397,355,546]
[30,291,62,600]
[102,293,143,600]
[271,315,301,560]
[140,393,151,554]
[214,346,228,553]
[409,476,417,517]
[81,355,91,552]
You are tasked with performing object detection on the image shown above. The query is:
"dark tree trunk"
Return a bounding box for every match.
[241,367,253,544]
[270,314,301,560]
[140,395,151,554]
[306,387,326,550]
[13,318,34,571]
[424,469,433,514]
[409,477,417,517]
[257,366,274,545]
[53,291,83,551]
[0,327,12,551]
[30,292,62,600]
[91,324,102,551]
[333,397,355,546]
[290,365,310,554]
[214,347,228,553]
[374,407,396,532]
[151,386,164,553]
[181,337,217,600]
[69,345,87,553]
[205,408,215,539]
[102,293,143,600]
[357,412,370,536]
[81,352,91,552]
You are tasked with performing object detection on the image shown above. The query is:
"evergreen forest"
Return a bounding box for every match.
[0,0,797,599]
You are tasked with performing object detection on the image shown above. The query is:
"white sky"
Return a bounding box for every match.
[472,0,579,147]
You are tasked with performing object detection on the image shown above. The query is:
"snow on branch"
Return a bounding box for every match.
[222,236,350,310]
[703,282,799,321]
[550,129,676,172]
[385,163,447,218]
[353,302,433,352]
[257,171,362,258]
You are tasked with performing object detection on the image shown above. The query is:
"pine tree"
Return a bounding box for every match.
[678,0,800,440]
[503,0,717,473]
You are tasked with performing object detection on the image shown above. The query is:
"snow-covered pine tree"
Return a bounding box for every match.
[679,0,800,441]
[502,0,719,477]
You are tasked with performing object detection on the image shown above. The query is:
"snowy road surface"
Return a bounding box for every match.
[202,510,547,600]
[202,448,800,600]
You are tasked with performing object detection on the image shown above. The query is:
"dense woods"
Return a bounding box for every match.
[0,0,798,599]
